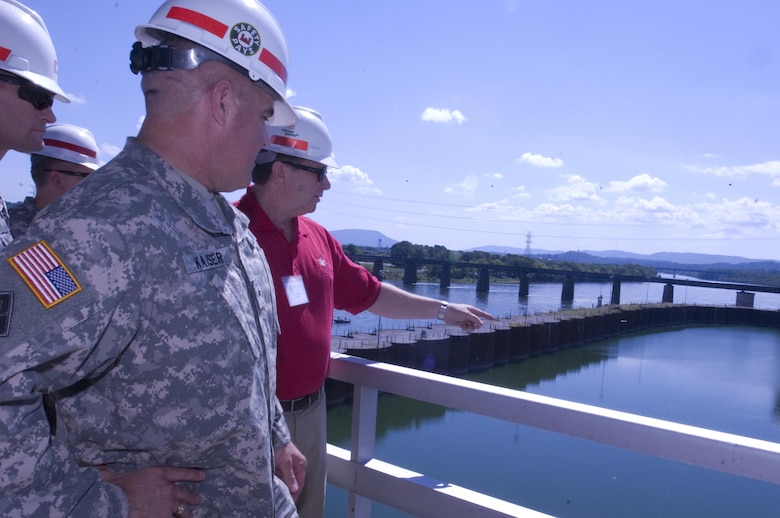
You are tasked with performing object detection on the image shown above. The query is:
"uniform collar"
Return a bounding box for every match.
[123,138,238,236]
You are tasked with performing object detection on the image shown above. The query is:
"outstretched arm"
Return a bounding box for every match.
[367,283,494,332]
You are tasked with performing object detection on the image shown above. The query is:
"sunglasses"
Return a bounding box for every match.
[45,168,90,178]
[280,160,328,182]
[0,73,55,111]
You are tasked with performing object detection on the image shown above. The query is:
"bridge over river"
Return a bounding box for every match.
[347,253,780,308]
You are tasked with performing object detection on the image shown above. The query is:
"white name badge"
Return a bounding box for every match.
[282,275,309,307]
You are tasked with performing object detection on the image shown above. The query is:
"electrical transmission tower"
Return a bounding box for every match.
[525,231,532,256]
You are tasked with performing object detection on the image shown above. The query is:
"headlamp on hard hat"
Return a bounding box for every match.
[130,41,242,76]
[129,41,279,101]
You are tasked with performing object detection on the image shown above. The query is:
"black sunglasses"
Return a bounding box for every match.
[45,168,90,178]
[280,160,328,182]
[0,73,55,111]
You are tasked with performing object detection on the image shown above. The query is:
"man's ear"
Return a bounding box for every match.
[211,80,234,128]
[49,169,66,189]
[271,160,287,184]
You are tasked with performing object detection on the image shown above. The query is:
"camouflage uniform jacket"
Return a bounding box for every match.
[0,138,296,517]
[6,196,36,238]
[0,194,11,247]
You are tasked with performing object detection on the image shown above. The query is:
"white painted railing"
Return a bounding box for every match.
[326,352,780,517]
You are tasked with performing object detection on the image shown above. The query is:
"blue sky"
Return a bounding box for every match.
[2,1,779,260]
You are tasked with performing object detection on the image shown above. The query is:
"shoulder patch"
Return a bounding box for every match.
[7,241,82,309]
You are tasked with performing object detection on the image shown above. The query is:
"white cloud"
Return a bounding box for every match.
[466,199,524,215]
[421,107,467,125]
[613,195,688,223]
[443,189,780,241]
[605,195,780,236]
[329,165,382,195]
[685,160,780,177]
[484,172,503,179]
[607,173,667,194]
[444,175,478,198]
[547,174,603,203]
[517,152,563,168]
[532,203,594,221]
[511,185,530,199]
[689,197,779,235]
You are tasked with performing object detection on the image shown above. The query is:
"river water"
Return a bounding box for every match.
[332,277,780,335]
[324,280,780,517]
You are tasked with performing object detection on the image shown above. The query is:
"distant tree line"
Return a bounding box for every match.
[344,241,657,282]
[343,241,780,286]
[692,268,780,287]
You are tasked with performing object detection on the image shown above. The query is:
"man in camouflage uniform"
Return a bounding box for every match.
[0,0,70,248]
[0,1,304,516]
[8,122,101,239]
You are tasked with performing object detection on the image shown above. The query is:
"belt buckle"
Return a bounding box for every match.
[290,395,306,413]
[287,391,317,413]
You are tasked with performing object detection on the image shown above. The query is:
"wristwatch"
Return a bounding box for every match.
[438,301,448,320]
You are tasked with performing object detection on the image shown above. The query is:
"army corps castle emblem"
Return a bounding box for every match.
[230,22,261,56]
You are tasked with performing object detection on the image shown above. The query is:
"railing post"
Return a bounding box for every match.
[348,384,379,518]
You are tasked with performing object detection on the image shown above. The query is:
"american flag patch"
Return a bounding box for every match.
[8,241,81,308]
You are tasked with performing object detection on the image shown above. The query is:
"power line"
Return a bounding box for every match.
[317,209,779,242]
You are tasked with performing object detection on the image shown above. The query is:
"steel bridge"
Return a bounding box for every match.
[347,253,780,306]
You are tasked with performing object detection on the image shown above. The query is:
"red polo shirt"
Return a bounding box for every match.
[236,187,381,400]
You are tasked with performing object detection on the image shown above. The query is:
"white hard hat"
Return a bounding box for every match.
[33,123,100,170]
[133,0,295,126]
[0,0,68,101]
[258,106,338,168]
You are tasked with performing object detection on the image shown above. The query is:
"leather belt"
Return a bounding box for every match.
[280,389,321,413]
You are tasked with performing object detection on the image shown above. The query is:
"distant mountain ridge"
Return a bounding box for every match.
[330,229,398,249]
[330,229,778,267]
[469,246,776,267]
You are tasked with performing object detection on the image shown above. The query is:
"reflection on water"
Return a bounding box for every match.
[326,326,780,517]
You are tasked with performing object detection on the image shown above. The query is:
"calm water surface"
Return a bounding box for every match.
[325,325,780,517]
[333,278,780,335]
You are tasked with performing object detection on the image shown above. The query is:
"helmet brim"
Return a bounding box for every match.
[8,69,70,103]
[269,97,297,127]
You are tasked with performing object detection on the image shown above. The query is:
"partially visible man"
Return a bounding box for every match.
[236,105,495,518]
[0,0,69,248]
[0,1,304,516]
[9,123,101,237]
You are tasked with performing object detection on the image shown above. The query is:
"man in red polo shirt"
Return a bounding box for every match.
[236,105,493,518]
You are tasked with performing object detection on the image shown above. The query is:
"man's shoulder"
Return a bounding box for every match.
[298,215,329,235]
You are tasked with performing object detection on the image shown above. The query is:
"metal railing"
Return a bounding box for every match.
[326,352,780,517]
